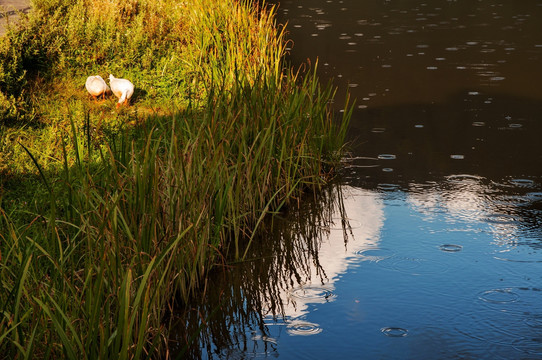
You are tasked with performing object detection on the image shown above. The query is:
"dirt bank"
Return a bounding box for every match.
[0,0,31,35]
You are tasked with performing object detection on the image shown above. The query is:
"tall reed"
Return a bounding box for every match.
[0,68,350,358]
[0,0,351,358]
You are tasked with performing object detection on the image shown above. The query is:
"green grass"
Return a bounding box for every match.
[0,0,352,358]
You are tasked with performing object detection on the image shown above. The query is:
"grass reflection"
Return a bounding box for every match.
[171,182,356,358]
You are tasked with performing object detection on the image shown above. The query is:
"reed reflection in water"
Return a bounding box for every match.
[169,183,384,359]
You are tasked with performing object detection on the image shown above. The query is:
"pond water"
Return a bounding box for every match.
[171,0,542,358]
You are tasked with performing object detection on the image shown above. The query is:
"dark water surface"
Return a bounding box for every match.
[172,1,542,358]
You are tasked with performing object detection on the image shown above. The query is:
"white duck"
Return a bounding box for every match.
[85,75,110,100]
[109,74,134,107]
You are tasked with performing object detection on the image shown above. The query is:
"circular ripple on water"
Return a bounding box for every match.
[221,345,278,359]
[286,320,323,336]
[377,257,449,275]
[493,248,542,263]
[493,195,532,207]
[377,154,397,160]
[524,314,542,329]
[250,334,278,345]
[452,309,542,355]
[478,289,520,304]
[483,213,517,224]
[439,244,463,252]
[509,178,536,187]
[341,156,380,168]
[377,183,400,191]
[289,285,337,303]
[355,248,395,262]
[446,174,485,184]
[381,327,408,337]
[526,192,542,201]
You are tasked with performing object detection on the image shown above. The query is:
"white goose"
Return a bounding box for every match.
[85,75,110,100]
[109,74,134,107]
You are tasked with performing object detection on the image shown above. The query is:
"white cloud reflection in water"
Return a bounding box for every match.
[267,186,385,334]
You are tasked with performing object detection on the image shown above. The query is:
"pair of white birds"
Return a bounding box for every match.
[85,74,134,107]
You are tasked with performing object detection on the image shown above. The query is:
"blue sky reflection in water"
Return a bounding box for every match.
[172,0,542,358]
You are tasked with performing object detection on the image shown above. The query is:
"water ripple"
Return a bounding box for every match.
[286,320,323,336]
[451,287,542,355]
[450,154,465,160]
[377,183,401,191]
[355,248,395,262]
[483,213,517,224]
[341,156,380,168]
[381,327,408,337]
[289,285,337,303]
[478,289,520,304]
[509,178,536,187]
[439,244,463,252]
[377,154,397,160]
[452,310,542,354]
[446,174,485,183]
[377,257,449,275]
[493,248,542,263]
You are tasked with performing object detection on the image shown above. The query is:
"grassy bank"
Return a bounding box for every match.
[0,0,351,358]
